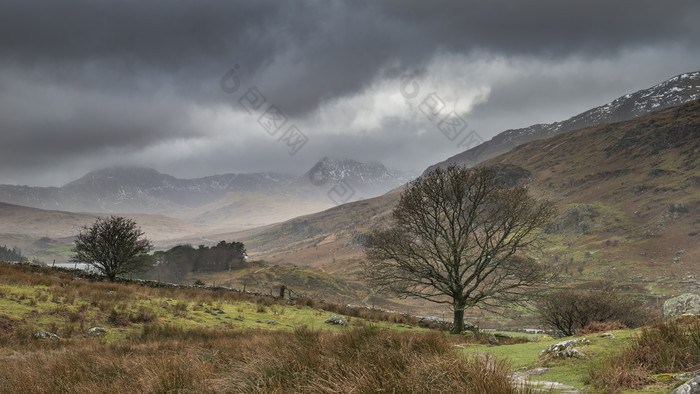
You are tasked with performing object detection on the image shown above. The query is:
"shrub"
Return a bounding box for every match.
[536,287,653,336]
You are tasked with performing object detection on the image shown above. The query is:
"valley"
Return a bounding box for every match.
[4,3,700,392]
[3,73,700,324]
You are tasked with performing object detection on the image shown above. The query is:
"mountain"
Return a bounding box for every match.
[0,167,295,213]
[426,71,700,172]
[290,157,413,203]
[225,99,700,301]
[0,158,410,218]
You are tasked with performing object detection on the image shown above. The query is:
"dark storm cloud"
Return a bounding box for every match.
[2,0,699,113]
[1,0,700,185]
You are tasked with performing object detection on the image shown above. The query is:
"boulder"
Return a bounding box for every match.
[672,375,700,394]
[34,330,59,341]
[324,315,348,326]
[540,338,589,358]
[663,293,700,321]
[87,327,107,337]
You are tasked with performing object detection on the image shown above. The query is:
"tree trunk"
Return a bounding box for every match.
[451,303,466,334]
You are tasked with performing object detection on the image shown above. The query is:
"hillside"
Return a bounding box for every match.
[168,191,334,228]
[229,100,700,307]
[427,71,700,173]
[483,99,700,294]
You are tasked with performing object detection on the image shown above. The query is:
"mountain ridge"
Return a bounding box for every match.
[426,71,700,173]
[0,158,410,217]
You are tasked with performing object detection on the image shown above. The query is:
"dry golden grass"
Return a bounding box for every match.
[0,263,534,393]
[0,323,522,393]
[587,315,700,393]
[576,321,627,335]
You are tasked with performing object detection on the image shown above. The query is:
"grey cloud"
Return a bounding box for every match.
[1,0,700,185]
[2,0,699,114]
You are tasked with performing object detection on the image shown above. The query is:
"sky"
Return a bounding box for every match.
[1,0,699,186]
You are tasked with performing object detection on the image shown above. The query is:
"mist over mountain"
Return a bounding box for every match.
[0,158,410,216]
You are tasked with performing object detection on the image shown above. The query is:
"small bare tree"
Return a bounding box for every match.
[363,165,555,333]
[536,286,652,336]
[73,216,153,281]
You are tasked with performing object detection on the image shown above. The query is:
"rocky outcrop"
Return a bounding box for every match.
[545,204,600,235]
[324,315,348,326]
[87,327,107,337]
[663,293,700,321]
[540,338,590,358]
[672,375,700,394]
[34,330,59,341]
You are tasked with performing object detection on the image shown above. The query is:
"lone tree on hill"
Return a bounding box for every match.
[73,216,153,281]
[363,165,555,334]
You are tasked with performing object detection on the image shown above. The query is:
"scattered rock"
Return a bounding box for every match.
[34,330,59,341]
[677,249,687,255]
[663,293,700,321]
[493,332,513,339]
[599,332,615,339]
[324,315,348,326]
[87,327,107,337]
[541,338,589,358]
[265,320,276,325]
[526,367,551,377]
[672,375,700,394]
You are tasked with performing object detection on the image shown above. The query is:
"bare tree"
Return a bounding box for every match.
[73,216,153,281]
[363,165,555,333]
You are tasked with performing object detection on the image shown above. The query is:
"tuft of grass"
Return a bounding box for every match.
[223,325,521,393]
[588,316,700,392]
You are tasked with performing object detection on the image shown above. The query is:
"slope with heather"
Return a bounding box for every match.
[225,100,700,313]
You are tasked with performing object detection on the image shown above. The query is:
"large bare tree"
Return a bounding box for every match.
[363,165,555,333]
[73,216,153,281]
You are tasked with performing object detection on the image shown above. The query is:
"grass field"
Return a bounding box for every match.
[0,262,697,393]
